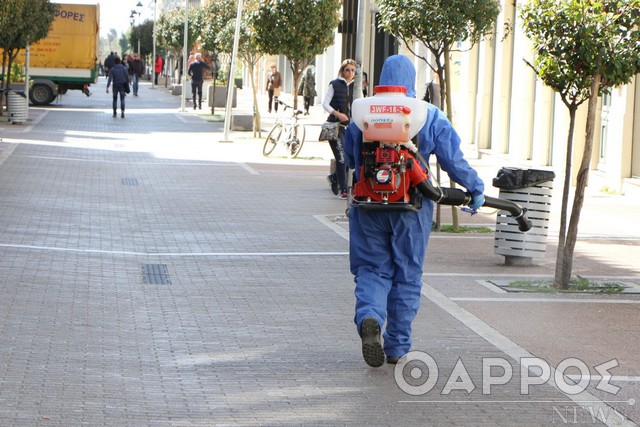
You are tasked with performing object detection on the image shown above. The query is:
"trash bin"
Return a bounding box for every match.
[7,90,28,124]
[492,167,556,266]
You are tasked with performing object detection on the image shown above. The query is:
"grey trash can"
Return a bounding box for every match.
[492,167,556,266]
[7,90,28,124]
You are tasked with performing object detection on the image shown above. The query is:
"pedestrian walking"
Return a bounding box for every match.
[106,57,129,118]
[103,51,116,77]
[187,53,210,110]
[298,65,317,115]
[344,55,485,368]
[323,58,356,199]
[266,64,282,113]
[129,54,143,96]
[155,54,164,86]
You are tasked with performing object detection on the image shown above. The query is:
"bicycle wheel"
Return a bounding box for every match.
[263,123,283,156]
[288,123,306,158]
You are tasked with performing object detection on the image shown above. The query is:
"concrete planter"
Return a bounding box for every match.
[208,85,237,108]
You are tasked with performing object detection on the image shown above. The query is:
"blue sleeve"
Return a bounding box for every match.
[418,105,484,198]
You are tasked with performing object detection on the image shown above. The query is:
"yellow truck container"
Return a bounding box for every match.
[13,3,100,105]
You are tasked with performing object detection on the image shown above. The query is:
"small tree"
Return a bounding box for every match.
[196,0,237,113]
[251,0,340,110]
[0,0,57,113]
[521,0,640,289]
[377,0,501,230]
[217,0,265,135]
[156,7,199,70]
[129,20,154,57]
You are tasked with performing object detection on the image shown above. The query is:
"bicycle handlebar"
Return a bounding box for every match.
[415,179,533,232]
[276,99,304,116]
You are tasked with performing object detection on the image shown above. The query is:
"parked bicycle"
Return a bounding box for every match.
[263,100,306,158]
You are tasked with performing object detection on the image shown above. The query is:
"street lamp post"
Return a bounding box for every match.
[180,0,188,112]
[135,2,143,56]
[152,0,157,88]
[129,10,140,56]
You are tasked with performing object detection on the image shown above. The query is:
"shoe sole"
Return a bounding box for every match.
[361,318,385,368]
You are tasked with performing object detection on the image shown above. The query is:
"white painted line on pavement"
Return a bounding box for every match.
[476,279,508,293]
[0,243,347,257]
[451,297,640,304]
[240,162,259,175]
[421,282,636,427]
[314,214,349,241]
[11,153,243,166]
[427,272,640,280]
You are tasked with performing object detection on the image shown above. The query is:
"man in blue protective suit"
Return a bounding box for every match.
[344,55,485,368]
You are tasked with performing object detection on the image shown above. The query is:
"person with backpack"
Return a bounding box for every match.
[344,55,485,368]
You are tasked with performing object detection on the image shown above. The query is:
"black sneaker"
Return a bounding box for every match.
[386,356,401,365]
[361,317,385,368]
[327,174,339,195]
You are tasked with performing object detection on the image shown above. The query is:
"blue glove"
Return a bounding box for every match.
[469,193,485,211]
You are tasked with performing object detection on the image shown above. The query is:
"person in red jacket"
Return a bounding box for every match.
[154,55,163,85]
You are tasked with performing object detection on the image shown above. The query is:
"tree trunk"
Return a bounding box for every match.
[433,59,446,231]
[556,74,601,289]
[1,49,19,117]
[249,61,261,137]
[443,44,459,230]
[290,60,301,111]
[553,105,576,289]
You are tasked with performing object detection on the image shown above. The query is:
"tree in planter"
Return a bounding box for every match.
[376,0,501,230]
[250,0,340,110]
[197,0,237,114]
[216,0,265,136]
[0,0,57,113]
[155,7,199,80]
[520,0,640,290]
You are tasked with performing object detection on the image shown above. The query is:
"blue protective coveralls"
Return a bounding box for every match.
[344,55,485,360]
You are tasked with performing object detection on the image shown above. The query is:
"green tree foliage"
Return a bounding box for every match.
[377,0,500,231]
[0,0,58,89]
[156,7,198,58]
[119,33,129,56]
[251,0,340,109]
[521,0,640,289]
[377,0,500,120]
[196,0,236,55]
[216,0,265,135]
[129,20,155,57]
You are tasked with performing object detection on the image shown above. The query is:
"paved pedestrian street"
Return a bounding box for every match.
[0,79,638,426]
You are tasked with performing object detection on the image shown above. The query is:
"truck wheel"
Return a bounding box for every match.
[30,84,54,105]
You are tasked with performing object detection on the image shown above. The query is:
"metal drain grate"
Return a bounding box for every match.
[142,264,170,284]
[122,178,139,186]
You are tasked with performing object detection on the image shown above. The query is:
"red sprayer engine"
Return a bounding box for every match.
[349,85,533,232]
[350,85,429,211]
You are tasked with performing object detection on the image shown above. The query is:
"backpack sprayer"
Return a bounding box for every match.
[350,85,532,232]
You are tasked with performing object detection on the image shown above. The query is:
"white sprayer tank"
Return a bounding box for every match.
[351,85,428,143]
